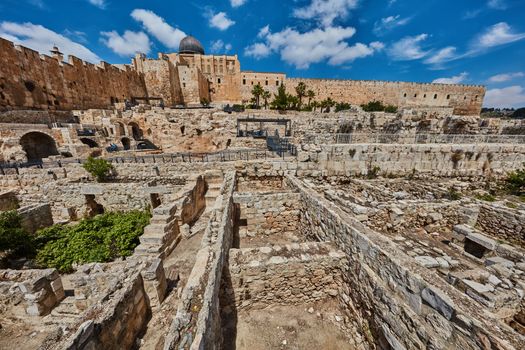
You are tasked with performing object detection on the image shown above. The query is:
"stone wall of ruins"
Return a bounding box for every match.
[286,78,486,115]
[17,203,53,234]
[225,243,347,308]
[286,175,523,349]
[0,38,147,111]
[234,192,300,238]
[57,270,150,350]
[476,204,525,249]
[298,143,525,177]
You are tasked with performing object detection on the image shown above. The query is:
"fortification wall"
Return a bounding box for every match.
[0,38,147,111]
[240,71,286,102]
[286,78,486,115]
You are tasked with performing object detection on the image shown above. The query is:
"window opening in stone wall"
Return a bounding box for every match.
[218,78,221,84]
[276,81,279,86]
[434,94,438,99]
[265,81,268,86]
[447,95,450,99]
[243,79,246,85]
[403,93,407,97]
[24,81,36,92]
[424,94,427,98]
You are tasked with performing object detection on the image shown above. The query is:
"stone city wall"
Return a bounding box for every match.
[236,175,284,192]
[233,191,300,238]
[286,175,524,349]
[225,242,347,308]
[476,204,525,249]
[0,38,147,111]
[286,78,486,115]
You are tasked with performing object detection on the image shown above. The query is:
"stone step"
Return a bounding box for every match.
[140,233,168,245]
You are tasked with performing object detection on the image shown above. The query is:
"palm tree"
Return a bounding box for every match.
[262,90,271,109]
[295,82,307,108]
[306,90,315,107]
[311,101,319,112]
[251,84,264,109]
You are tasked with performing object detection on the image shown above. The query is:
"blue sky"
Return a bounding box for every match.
[1,0,525,107]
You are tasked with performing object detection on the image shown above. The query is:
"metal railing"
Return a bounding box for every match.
[332,133,525,144]
[266,136,298,157]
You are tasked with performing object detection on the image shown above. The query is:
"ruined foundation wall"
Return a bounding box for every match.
[286,175,524,350]
[286,78,485,115]
[476,204,525,249]
[0,38,147,111]
[227,243,346,308]
[298,143,525,177]
[58,271,150,350]
[18,203,53,234]
[234,192,300,237]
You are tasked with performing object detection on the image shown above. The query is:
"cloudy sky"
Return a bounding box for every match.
[0,0,524,108]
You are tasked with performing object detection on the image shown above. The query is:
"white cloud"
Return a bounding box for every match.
[423,46,458,65]
[432,72,468,84]
[484,85,525,108]
[0,21,101,63]
[244,25,382,69]
[488,72,525,83]
[244,43,272,59]
[487,0,507,10]
[293,0,360,27]
[471,22,525,50]
[28,0,45,8]
[131,9,186,49]
[373,15,411,36]
[388,34,429,60]
[209,12,235,31]
[210,40,232,53]
[88,0,106,9]
[101,30,150,56]
[329,41,384,65]
[230,0,247,7]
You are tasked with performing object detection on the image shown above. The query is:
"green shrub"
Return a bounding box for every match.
[475,193,496,202]
[447,188,462,200]
[506,165,525,196]
[83,157,113,182]
[384,105,398,113]
[0,211,34,257]
[335,102,352,112]
[35,211,150,273]
[366,166,381,179]
[361,101,385,112]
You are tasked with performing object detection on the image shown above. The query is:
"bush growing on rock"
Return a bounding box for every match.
[0,210,34,257]
[83,156,114,182]
[35,210,150,273]
[506,164,525,197]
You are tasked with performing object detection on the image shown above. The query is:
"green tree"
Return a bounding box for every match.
[0,211,34,257]
[306,90,315,107]
[262,90,271,109]
[287,94,299,110]
[311,101,319,112]
[251,84,264,109]
[83,157,114,182]
[271,84,288,110]
[295,82,307,108]
[506,164,525,196]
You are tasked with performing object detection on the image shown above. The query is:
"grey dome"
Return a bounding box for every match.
[179,36,205,55]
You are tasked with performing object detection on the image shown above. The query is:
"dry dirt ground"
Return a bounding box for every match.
[222,300,356,350]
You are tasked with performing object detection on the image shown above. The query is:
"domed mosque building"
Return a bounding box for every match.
[132,35,286,107]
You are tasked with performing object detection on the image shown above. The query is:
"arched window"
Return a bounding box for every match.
[20,132,59,162]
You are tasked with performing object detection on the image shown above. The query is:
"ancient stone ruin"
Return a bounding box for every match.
[0,34,525,350]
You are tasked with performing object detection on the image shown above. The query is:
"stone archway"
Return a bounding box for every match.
[20,131,59,162]
[115,121,126,136]
[128,122,143,141]
[80,138,99,148]
[121,137,131,150]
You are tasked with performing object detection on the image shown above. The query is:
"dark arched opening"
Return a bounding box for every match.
[80,138,99,148]
[129,122,143,141]
[121,137,131,150]
[115,122,126,136]
[20,132,59,162]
